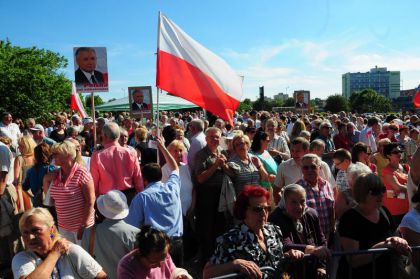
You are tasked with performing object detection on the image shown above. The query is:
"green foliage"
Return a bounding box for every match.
[85,95,104,107]
[237,98,253,112]
[283,97,295,107]
[0,40,72,120]
[349,89,393,113]
[324,95,349,113]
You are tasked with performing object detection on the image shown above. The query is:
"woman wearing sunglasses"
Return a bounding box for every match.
[203,185,304,279]
[338,173,411,279]
[381,142,409,226]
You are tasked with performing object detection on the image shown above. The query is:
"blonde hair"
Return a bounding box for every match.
[19,207,59,239]
[167,139,186,153]
[52,141,77,161]
[135,127,148,142]
[63,139,85,166]
[232,134,251,150]
[18,136,37,156]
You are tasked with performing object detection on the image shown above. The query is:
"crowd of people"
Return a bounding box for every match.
[0,108,419,279]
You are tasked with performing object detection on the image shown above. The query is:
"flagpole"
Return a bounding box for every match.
[156,11,162,164]
[91,92,96,150]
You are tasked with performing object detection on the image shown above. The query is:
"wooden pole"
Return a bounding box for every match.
[91,92,96,150]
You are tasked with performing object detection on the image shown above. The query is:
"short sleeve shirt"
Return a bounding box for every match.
[50,163,94,232]
[210,223,284,268]
[12,244,102,279]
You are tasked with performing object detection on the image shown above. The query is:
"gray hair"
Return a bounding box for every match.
[103,122,120,140]
[347,162,372,188]
[190,119,204,132]
[309,139,325,151]
[301,153,321,166]
[283,184,306,202]
[205,127,221,136]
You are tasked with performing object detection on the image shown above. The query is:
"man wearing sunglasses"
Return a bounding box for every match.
[296,154,335,243]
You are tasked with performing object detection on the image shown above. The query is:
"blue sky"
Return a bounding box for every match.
[1,0,419,102]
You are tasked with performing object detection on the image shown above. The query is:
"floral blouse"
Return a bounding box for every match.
[210,223,284,269]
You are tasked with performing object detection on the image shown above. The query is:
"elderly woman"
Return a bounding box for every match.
[265,118,290,163]
[14,136,37,211]
[12,207,106,278]
[203,185,304,279]
[296,154,335,242]
[227,134,269,195]
[338,173,411,279]
[269,184,330,279]
[49,141,95,244]
[382,142,410,225]
[118,225,190,279]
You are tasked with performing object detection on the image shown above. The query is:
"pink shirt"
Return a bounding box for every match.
[117,249,175,279]
[90,143,143,195]
[50,163,95,232]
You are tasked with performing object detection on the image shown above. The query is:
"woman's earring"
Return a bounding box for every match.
[50,234,54,239]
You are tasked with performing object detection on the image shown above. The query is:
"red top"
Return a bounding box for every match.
[333,134,353,151]
[381,164,409,216]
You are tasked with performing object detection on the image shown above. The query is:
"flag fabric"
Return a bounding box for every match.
[414,84,420,108]
[70,82,87,118]
[156,13,243,124]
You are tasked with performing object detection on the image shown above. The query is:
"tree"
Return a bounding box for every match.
[349,89,393,113]
[85,95,104,107]
[324,95,349,113]
[237,98,253,112]
[283,97,295,107]
[0,40,72,120]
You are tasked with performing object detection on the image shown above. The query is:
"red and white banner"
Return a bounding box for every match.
[70,82,87,118]
[156,13,243,124]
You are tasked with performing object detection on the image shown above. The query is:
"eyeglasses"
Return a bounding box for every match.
[368,186,386,196]
[249,205,271,214]
[391,150,403,155]
[302,165,317,170]
[334,160,344,167]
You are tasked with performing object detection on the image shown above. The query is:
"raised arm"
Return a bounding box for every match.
[157,137,178,172]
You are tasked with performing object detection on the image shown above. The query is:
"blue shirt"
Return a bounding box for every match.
[125,170,183,237]
[23,164,56,206]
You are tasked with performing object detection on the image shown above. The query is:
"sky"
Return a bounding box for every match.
[1,0,419,102]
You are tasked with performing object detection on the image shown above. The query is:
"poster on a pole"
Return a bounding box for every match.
[129,86,153,119]
[73,47,108,93]
[294,90,310,111]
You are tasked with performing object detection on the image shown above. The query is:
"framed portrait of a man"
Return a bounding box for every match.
[74,47,109,93]
[129,86,153,119]
[294,90,310,111]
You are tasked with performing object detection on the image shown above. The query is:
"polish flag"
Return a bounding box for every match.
[70,82,87,118]
[156,13,243,124]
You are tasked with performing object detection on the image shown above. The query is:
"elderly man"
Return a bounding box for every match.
[131,90,149,111]
[193,127,231,267]
[74,47,104,86]
[82,190,139,279]
[90,122,143,204]
[125,137,183,266]
[0,112,21,150]
[30,124,56,146]
[273,137,309,204]
[187,119,206,165]
[359,117,380,153]
[316,122,336,169]
[296,154,335,242]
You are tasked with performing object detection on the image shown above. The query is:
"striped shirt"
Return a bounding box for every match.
[50,163,95,232]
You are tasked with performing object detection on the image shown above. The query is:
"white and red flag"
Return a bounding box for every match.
[70,82,87,118]
[156,13,243,124]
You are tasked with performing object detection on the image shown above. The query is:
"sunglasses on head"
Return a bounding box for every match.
[302,165,317,170]
[368,186,386,196]
[249,205,271,214]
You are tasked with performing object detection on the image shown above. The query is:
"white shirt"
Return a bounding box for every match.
[0,122,21,149]
[162,163,193,216]
[320,160,336,188]
[187,132,206,165]
[359,127,377,153]
[274,158,302,188]
[0,141,14,185]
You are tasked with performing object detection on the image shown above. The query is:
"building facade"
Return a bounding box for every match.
[342,66,400,99]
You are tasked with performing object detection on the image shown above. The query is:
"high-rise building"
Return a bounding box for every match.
[273,92,289,101]
[342,66,400,99]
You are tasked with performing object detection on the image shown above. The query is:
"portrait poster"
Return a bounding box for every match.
[73,47,109,93]
[294,91,310,111]
[129,86,153,119]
